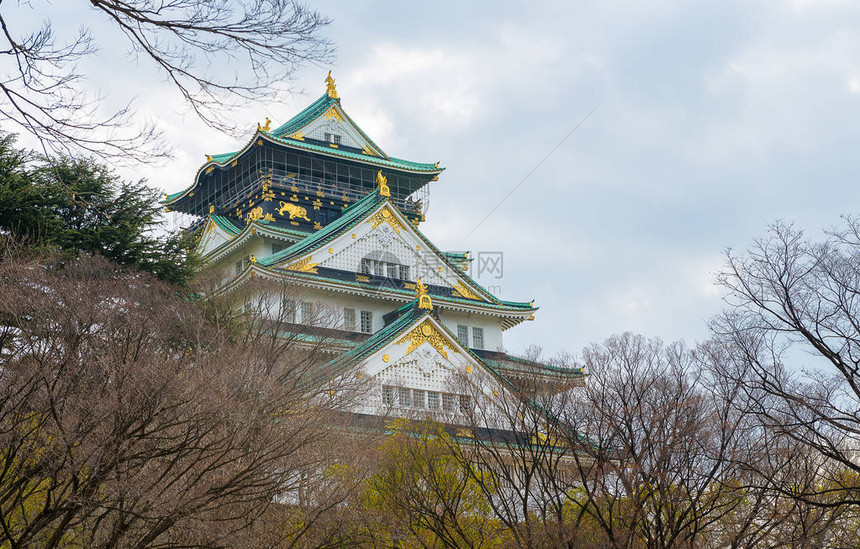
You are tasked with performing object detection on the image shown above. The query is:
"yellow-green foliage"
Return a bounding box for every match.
[0,413,83,548]
[363,419,500,548]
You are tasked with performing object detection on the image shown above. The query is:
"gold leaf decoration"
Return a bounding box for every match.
[453,281,482,301]
[324,106,344,123]
[286,256,319,274]
[245,207,263,223]
[366,206,404,234]
[395,319,458,360]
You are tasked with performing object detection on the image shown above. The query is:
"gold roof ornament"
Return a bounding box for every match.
[376,170,390,197]
[416,277,433,310]
[257,117,272,132]
[325,70,338,99]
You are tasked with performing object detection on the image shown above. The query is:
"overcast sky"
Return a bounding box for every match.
[12,1,860,357]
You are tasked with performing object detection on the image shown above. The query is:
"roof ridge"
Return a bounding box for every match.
[209,214,241,236]
[271,93,335,137]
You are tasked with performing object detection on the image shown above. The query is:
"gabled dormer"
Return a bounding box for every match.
[270,72,387,158]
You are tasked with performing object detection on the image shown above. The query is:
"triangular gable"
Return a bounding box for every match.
[272,96,388,158]
[197,216,238,257]
[261,192,500,305]
[196,217,310,265]
[321,307,521,421]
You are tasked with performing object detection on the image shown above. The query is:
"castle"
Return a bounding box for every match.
[162,73,581,427]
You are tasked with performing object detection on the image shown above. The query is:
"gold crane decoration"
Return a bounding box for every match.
[416,277,433,310]
[325,70,338,99]
[376,170,390,197]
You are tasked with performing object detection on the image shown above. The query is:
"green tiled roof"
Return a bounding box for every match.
[204,134,440,175]
[210,215,241,236]
[259,190,383,267]
[199,217,311,262]
[475,350,584,379]
[307,303,422,386]
[271,92,390,161]
[406,213,531,308]
[313,304,544,401]
[203,92,441,178]
[161,93,442,208]
[210,152,236,164]
[328,305,421,372]
[164,188,185,202]
[271,93,335,138]
[271,137,438,171]
[250,266,534,314]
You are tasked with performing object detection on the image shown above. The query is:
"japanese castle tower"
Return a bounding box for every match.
[163,73,581,423]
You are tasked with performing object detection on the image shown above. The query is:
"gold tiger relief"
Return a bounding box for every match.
[277,201,311,222]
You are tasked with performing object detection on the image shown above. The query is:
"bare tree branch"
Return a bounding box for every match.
[0,1,332,163]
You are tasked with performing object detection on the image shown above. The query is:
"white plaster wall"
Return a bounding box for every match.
[301,110,370,151]
[250,285,397,332]
[438,311,505,351]
[349,342,515,431]
[198,222,233,257]
[319,216,449,287]
[244,282,509,348]
[215,237,268,279]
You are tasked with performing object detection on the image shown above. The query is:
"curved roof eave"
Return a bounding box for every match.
[217,263,536,323]
[161,131,444,207]
[200,219,310,264]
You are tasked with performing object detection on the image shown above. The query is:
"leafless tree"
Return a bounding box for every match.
[448,334,777,549]
[712,219,860,513]
[0,249,358,547]
[440,365,588,548]
[0,1,332,162]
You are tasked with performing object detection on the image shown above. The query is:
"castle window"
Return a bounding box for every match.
[427,391,439,410]
[271,242,285,255]
[360,310,373,333]
[235,254,250,275]
[398,387,411,407]
[457,325,470,346]
[399,265,410,280]
[282,299,296,323]
[472,327,484,350]
[442,393,456,413]
[300,301,314,324]
[323,132,342,144]
[360,258,372,274]
[459,395,473,414]
[382,385,394,406]
[413,389,426,409]
[343,308,356,331]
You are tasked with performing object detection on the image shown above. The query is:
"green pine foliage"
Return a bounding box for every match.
[0,134,198,285]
